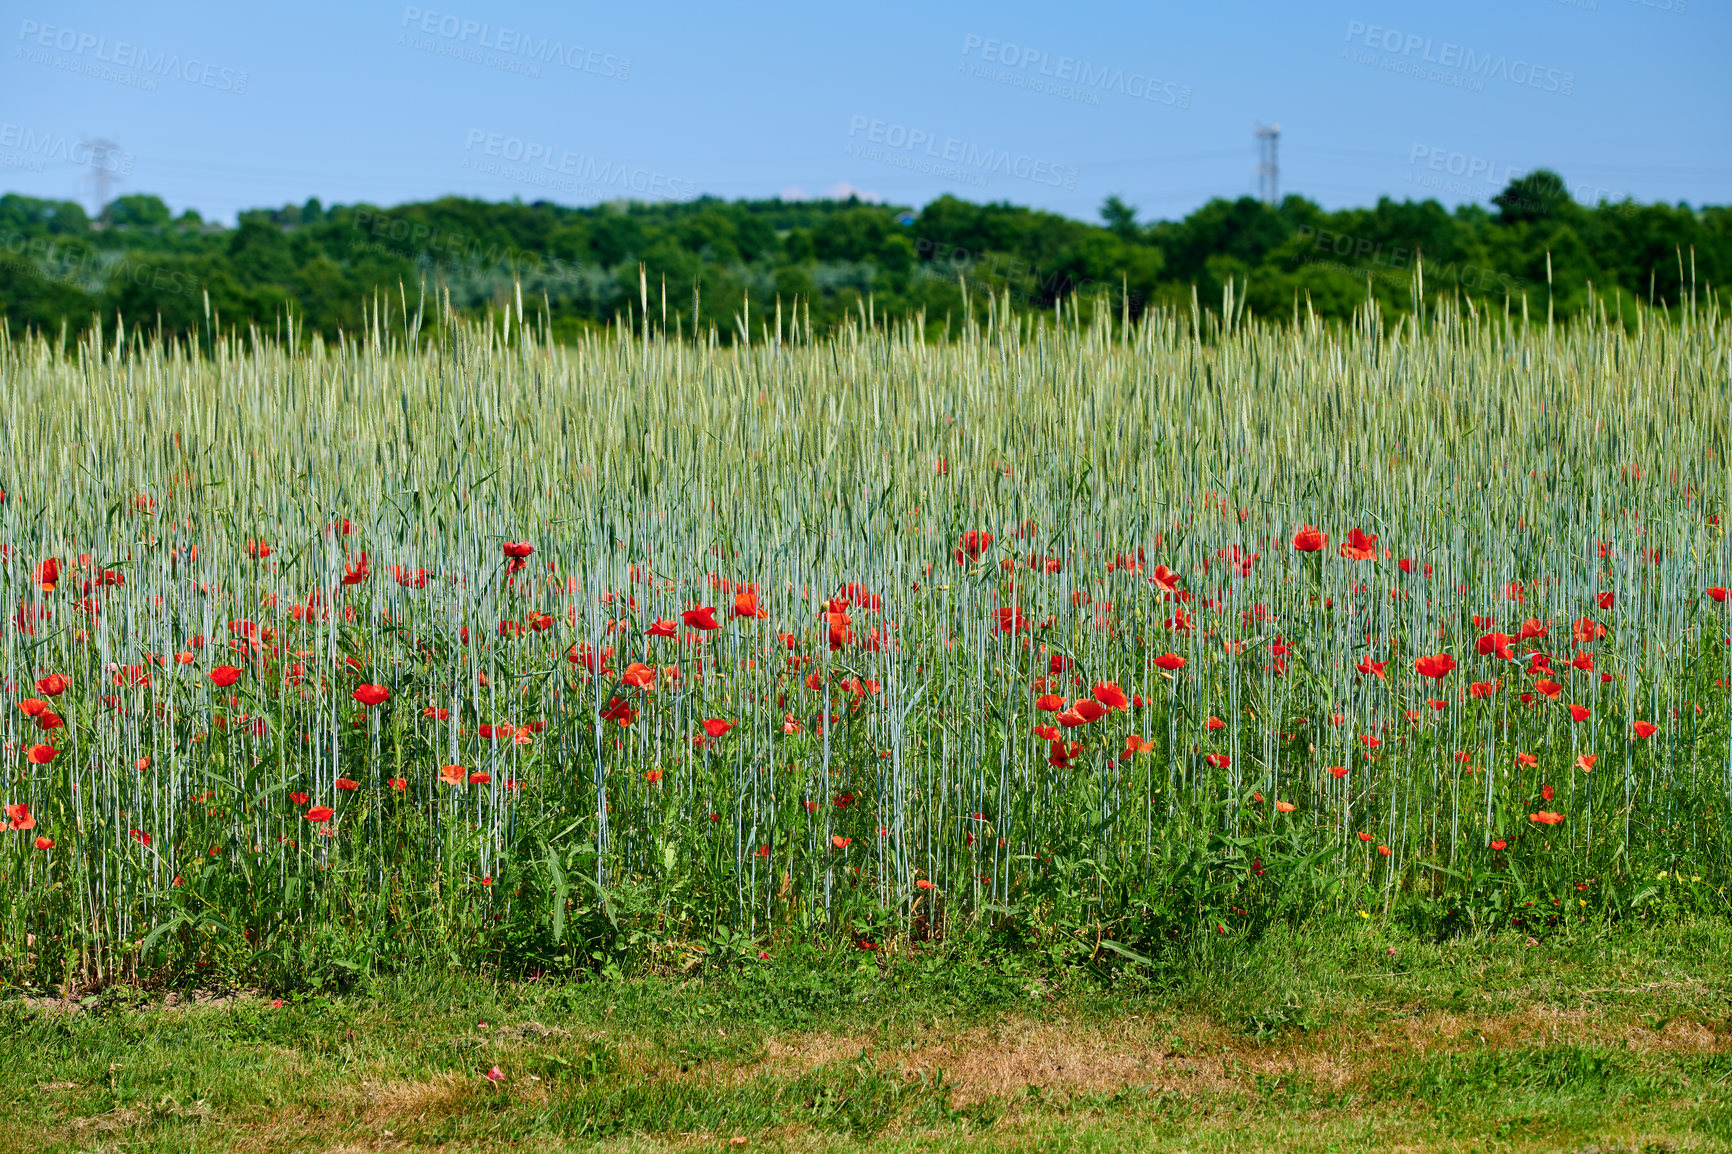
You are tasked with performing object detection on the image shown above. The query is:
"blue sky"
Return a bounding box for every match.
[3,0,1726,226]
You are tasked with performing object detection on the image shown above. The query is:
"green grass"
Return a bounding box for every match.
[5,916,1729,1151]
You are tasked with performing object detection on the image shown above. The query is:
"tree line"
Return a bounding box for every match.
[1,170,1725,342]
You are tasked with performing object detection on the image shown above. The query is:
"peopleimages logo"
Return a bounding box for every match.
[960,34,1191,108]
[15,19,249,92]
[1342,21,1573,95]
[1,232,203,298]
[400,7,629,79]
[845,116,1079,190]
[1406,144,1638,218]
[462,131,695,201]
[0,125,135,173]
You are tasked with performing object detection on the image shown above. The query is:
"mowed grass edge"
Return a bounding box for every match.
[3,915,1729,1152]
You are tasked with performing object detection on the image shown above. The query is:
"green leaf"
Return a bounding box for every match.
[138,915,188,956]
[546,842,569,945]
[1097,939,1154,967]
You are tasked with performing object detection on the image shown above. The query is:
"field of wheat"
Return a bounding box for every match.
[1,287,1727,986]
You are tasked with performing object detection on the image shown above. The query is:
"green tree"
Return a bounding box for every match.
[1100,196,1139,241]
[1493,170,1571,226]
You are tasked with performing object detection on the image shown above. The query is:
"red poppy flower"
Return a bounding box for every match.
[1576,754,1597,773]
[1329,766,1349,779]
[1475,631,1513,659]
[1378,845,1392,856]
[1150,564,1181,593]
[35,674,69,697]
[1358,832,1373,842]
[1154,653,1185,671]
[17,698,47,717]
[5,803,34,831]
[1568,703,1591,722]
[1035,693,1066,712]
[831,835,852,849]
[995,607,1028,634]
[621,662,656,689]
[1518,618,1548,640]
[1206,715,1226,730]
[1530,811,1565,825]
[1533,679,1563,700]
[26,744,58,764]
[703,719,734,738]
[1632,720,1659,738]
[503,542,535,559]
[1707,586,1728,603]
[305,806,334,823]
[1338,528,1378,561]
[387,777,408,790]
[1205,753,1231,769]
[1093,681,1129,710]
[955,530,993,563]
[209,665,242,688]
[1055,707,1089,728]
[1360,735,1382,749]
[1355,657,1387,679]
[341,551,371,586]
[1414,654,1456,679]
[599,696,638,726]
[34,835,52,850]
[1516,752,1538,767]
[1542,783,1554,801]
[1122,735,1155,755]
[733,587,767,619]
[335,777,359,791]
[1469,680,1499,699]
[352,684,389,706]
[1275,800,1296,813]
[1071,699,1108,723]
[468,771,491,784]
[1490,839,1506,851]
[129,828,151,846]
[681,606,720,631]
[647,618,676,637]
[32,557,59,592]
[1032,724,1060,741]
[440,765,466,786]
[1291,525,1326,552]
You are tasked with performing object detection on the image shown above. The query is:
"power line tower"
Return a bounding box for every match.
[80,138,122,222]
[1255,123,1281,206]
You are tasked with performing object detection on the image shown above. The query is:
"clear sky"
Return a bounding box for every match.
[3,0,1727,226]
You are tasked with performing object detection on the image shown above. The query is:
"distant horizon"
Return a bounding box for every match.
[3,0,1726,228]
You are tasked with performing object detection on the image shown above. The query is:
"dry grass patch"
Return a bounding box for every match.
[728,1006,1732,1107]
